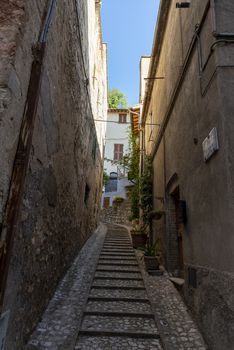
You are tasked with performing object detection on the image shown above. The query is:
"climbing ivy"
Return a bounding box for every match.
[104,127,153,225]
[140,155,153,226]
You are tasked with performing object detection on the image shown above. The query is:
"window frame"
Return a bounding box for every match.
[118,114,127,124]
[114,143,124,160]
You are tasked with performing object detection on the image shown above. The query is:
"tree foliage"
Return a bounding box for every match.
[108,89,128,109]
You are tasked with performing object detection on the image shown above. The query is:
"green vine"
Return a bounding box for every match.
[140,155,153,226]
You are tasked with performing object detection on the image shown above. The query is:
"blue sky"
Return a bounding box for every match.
[101,0,160,106]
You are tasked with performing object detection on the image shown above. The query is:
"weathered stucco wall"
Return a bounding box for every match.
[0,1,106,348]
[87,0,107,158]
[144,0,234,348]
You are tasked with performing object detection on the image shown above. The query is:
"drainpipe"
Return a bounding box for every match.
[0,0,57,312]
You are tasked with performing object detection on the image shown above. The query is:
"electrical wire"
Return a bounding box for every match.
[94,119,161,126]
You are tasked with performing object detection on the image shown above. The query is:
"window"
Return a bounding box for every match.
[92,134,97,160]
[119,114,127,123]
[84,183,90,205]
[114,144,123,160]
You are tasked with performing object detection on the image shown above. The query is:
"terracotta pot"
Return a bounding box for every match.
[131,233,147,249]
[144,256,159,271]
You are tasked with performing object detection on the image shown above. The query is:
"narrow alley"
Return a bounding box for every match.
[27,224,206,350]
[1,0,234,349]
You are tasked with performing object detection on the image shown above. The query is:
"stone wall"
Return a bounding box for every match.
[100,199,131,226]
[0,1,106,349]
[143,0,234,348]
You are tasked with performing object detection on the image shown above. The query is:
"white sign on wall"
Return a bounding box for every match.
[202,127,219,162]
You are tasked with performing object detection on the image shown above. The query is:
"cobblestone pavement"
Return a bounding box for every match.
[27,223,207,350]
[134,248,207,350]
[26,224,107,350]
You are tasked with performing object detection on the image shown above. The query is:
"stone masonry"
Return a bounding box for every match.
[142,1,234,348]
[100,198,132,226]
[0,1,107,348]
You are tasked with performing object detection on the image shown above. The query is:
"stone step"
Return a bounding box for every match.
[92,278,144,288]
[104,243,131,246]
[102,244,132,249]
[104,241,131,244]
[80,315,158,334]
[88,297,149,303]
[96,266,139,272]
[104,238,130,240]
[106,234,129,240]
[94,276,142,281]
[75,335,162,349]
[98,262,138,266]
[79,330,159,339]
[84,311,154,318]
[101,249,133,253]
[101,250,134,253]
[95,271,141,279]
[102,246,132,249]
[104,239,131,242]
[100,253,135,257]
[86,300,152,314]
[99,256,136,260]
[105,239,130,242]
[99,259,136,264]
[89,288,148,300]
[91,285,145,291]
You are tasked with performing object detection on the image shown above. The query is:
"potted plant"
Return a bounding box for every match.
[142,241,160,271]
[113,196,125,204]
[149,210,165,221]
[130,223,148,249]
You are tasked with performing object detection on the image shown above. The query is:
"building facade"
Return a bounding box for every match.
[142,1,234,349]
[102,108,132,207]
[0,0,107,348]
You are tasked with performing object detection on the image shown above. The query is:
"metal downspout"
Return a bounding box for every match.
[0,0,57,312]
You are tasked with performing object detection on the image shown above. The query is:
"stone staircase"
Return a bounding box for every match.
[75,225,163,349]
[100,198,132,225]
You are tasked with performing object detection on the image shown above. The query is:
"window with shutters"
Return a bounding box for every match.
[119,114,127,123]
[114,144,124,160]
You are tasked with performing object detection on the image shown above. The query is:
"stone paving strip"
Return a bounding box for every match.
[75,224,163,349]
[135,249,208,350]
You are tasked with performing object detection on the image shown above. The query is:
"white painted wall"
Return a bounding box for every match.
[87,0,108,158]
[140,56,151,104]
[103,178,133,207]
[102,110,134,207]
[104,111,130,175]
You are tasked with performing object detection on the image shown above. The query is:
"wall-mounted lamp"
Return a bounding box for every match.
[176,2,190,8]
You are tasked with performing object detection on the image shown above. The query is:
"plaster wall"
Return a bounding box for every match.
[140,56,151,104]
[144,0,234,348]
[0,0,106,348]
[104,111,130,175]
[87,0,108,157]
[102,178,133,207]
